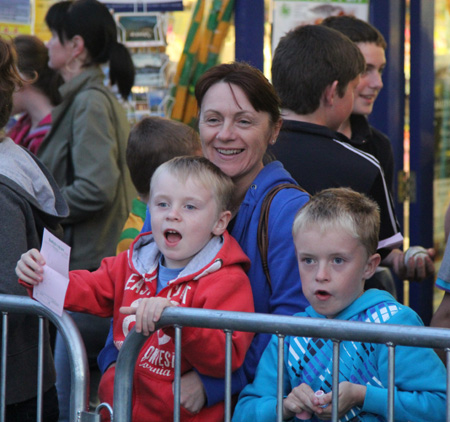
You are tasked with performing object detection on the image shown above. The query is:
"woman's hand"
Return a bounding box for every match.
[120,297,177,335]
[174,370,206,414]
[15,248,46,285]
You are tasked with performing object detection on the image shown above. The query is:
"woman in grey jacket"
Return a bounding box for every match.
[36,1,136,419]
[0,37,69,421]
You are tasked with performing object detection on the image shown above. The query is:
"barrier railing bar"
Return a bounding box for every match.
[174,325,182,422]
[276,334,284,422]
[0,294,89,422]
[224,329,233,422]
[447,349,450,421]
[37,317,44,422]
[113,307,450,422]
[331,340,340,422]
[152,308,450,349]
[387,343,395,422]
[1,313,7,422]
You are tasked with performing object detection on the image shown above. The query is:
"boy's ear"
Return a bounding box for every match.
[323,80,339,106]
[364,253,382,280]
[212,210,232,236]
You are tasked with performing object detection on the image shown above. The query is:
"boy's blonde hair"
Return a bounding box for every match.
[150,156,235,214]
[292,188,380,256]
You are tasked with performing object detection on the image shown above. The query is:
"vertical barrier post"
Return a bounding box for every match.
[276,334,285,422]
[446,348,450,421]
[1,313,8,422]
[224,330,233,422]
[36,317,44,422]
[173,326,182,422]
[387,343,396,422]
[331,341,340,422]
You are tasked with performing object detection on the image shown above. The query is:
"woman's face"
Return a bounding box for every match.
[198,82,281,189]
[46,31,72,73]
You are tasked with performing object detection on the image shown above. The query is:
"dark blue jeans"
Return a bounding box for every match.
[6,385,59,422]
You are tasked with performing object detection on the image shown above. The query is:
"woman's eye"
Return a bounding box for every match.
[185,204,196,210]
[157,202,168,208]
[205,116,220,124]
[303,258,314,265]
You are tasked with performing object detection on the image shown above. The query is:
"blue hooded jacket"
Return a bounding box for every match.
[234,289,447,422]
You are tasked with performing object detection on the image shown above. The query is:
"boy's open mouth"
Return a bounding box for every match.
[315,290,331,300]
[164,229,182,243]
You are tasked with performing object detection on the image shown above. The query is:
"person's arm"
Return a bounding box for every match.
[0,188,35,296]
[430,292,450,363]
[97,319,118,373]
[175,265,254,377]
[61,90,126,223]
[232,335,291,422]
[382,247,435,281]
[197,189,310,407]
[430,234,450,362]
[98,206,151,373]
[362,309,447,421]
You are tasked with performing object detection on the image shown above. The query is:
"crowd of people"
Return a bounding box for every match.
[0,0,447,421]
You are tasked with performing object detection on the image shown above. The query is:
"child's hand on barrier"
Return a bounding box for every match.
[15,248,46,286]
[120,298,178,335]
[316,381,366,420]
[282,383,325,420]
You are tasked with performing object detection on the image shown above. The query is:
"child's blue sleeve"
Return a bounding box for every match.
[97,319,117,373]
[232,335,290,422]
[362,309,447,421]
[198,368,248,406]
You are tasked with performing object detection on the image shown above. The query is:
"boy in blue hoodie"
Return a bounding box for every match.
[233,188,446,422]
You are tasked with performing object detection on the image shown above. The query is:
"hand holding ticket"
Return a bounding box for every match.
[28,229,70,316]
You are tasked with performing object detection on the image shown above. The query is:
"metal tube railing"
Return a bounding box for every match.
[112,307,450,422]
[0,294,89,422]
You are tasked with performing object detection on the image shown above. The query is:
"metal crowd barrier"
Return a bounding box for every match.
[0,294,90,422]
[1,294,450,422]
[112,307,450,422]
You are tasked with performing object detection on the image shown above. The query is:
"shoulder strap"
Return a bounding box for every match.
[257,183,307,290]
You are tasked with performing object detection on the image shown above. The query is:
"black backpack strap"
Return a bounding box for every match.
[257,183,307,290]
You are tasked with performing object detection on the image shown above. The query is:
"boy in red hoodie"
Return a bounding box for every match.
[16,155,254,421]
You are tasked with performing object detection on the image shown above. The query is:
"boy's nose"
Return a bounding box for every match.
[315,263,330,282]
[166,208,181,220]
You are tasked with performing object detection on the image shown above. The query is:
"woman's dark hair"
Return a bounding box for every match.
[45,0,135,100]
[0,38,24,129]
[12,35,63,106]
[195,62,281,125]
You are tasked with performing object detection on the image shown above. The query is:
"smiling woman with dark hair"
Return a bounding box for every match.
[98,61,311,418]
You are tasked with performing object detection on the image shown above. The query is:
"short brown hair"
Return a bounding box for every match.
[292,188,380,256]
[195,61,281,126]
[126,116,201,196]
[321,15,387,49]
[272,25,365,115]
[150,156,235,213]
